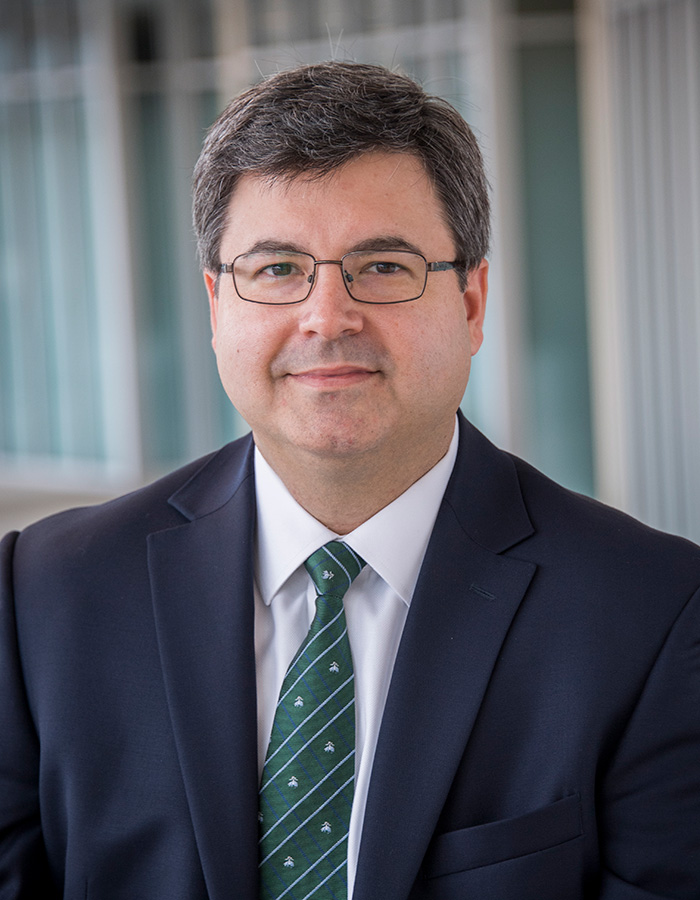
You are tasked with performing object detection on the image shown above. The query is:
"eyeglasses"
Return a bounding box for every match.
[220,249,464,305]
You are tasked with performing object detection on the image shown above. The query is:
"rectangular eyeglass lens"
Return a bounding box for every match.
[345,251,424,302]
[235,251,312,302]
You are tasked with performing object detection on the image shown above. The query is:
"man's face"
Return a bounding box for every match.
[205,152,487,478]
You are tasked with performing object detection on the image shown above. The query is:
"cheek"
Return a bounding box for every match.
[413,313,473,406]
[409,307,471,374]
[214,308,298,422]
[214,316,265,393]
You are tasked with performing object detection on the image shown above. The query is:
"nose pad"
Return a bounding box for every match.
[306,260,352,299]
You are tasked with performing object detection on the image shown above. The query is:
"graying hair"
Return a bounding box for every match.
[192,61,490,280]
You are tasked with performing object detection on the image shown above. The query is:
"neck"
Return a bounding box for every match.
[255,430,454,534]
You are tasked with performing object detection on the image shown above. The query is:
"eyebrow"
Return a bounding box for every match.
[347,235,423,254]
[242,235,424,256]
[245,239,307,254]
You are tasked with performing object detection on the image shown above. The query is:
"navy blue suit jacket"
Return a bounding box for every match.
[1,415,699,899]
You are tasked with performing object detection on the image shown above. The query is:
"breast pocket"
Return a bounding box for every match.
[418,794,584,899]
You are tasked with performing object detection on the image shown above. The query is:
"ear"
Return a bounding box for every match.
[463,258,488,356]
[203,271,219,350]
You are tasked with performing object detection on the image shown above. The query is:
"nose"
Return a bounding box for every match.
[298,260,364,340]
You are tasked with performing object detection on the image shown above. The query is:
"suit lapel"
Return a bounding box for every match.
[148,437,260,900]
[354,417,537,900]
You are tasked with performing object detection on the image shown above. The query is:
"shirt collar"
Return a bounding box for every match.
[254,419,459,607]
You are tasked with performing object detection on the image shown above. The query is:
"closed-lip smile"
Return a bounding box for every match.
[288,365,378,386]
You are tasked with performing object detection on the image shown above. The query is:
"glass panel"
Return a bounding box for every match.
[187,0,216,58]
[0,1,33,73]
[0,92,104,461]
[33,95,104,460]
[396,0,425,27]
[0,0,83,72]
[246,0,467,45]
[131,92,187,466]
[516,43,593,494]
[0,100,53,457]
[31,0,81,69]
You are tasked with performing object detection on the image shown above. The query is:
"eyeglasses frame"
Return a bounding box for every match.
[219,249,465,305]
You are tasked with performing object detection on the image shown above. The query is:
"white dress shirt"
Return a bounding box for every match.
[253,420,459,897]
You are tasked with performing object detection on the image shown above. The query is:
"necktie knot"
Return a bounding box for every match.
[304,541,366,599]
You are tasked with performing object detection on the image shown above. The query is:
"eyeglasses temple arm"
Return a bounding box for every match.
[427,261,463,272]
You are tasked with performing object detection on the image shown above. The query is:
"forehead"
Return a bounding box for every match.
[219,152,453,257]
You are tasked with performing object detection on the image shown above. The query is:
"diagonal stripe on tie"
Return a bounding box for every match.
[268,839,350,900]
[274,622,351,708]
[260,694,355,790]
[259,541,366,900]
[260,769,355,863]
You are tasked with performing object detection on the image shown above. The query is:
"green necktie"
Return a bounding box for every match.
[258,541,366,900]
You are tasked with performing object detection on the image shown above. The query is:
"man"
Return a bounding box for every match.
[1,61,698,900]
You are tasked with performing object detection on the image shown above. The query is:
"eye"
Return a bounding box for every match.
[258,261,298,278]
[366,260,405,275]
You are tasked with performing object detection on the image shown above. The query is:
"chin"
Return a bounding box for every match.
[294,422,388,461]
[302,435,380,460]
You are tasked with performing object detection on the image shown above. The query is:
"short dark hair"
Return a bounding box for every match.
[192,61,490,279]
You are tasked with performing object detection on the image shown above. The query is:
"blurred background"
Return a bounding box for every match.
[0,0,699,542]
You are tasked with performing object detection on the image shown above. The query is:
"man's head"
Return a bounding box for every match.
[194,62,489,527]
[192,61,490,282]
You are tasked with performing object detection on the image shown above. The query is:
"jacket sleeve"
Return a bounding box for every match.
[599,583,700,898]
[0,532,57,898]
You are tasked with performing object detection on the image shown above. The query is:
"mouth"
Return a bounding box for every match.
[287,365,378,388]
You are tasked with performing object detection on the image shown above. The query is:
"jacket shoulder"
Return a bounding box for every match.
[7,434,254,568]
[508,451,700,584]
